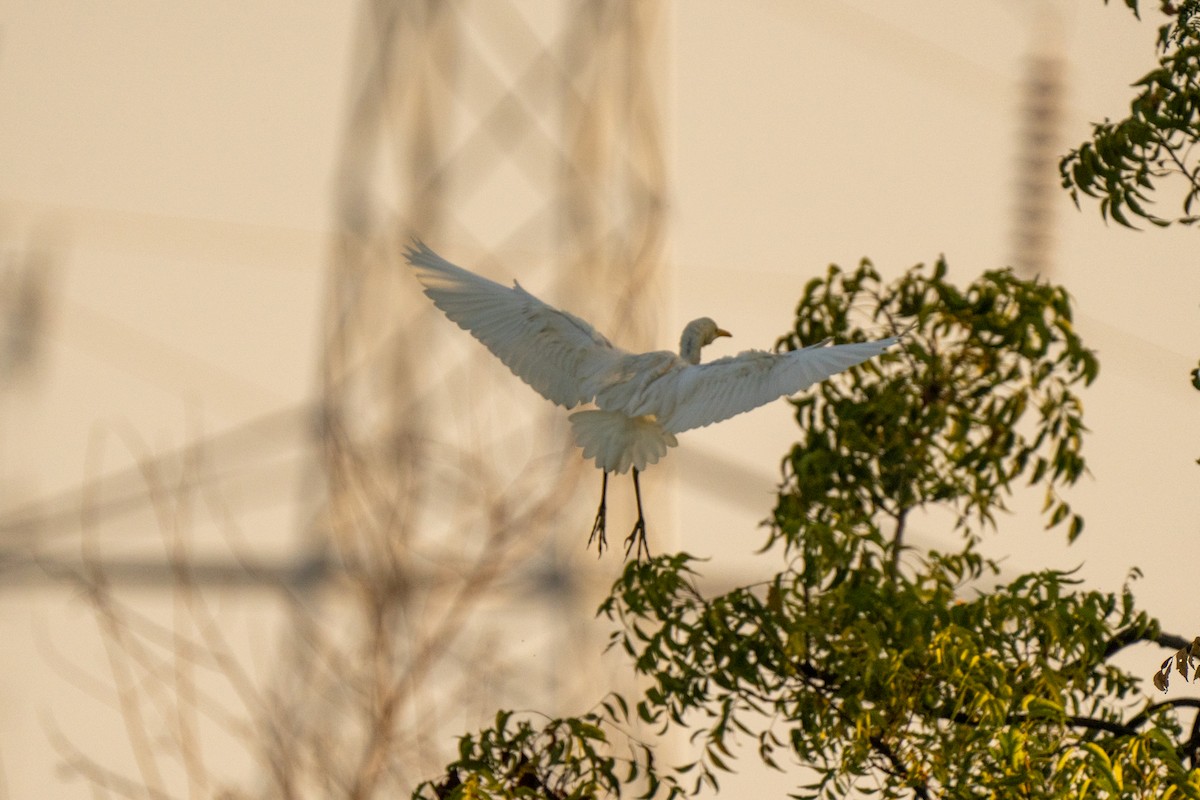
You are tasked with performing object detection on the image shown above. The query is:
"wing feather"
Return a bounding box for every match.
[405,240,624,408]
[652,336,901,434]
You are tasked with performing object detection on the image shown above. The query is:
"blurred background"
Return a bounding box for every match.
[0,1,1196,797]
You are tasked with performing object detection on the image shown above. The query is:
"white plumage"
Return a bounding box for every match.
[406,240,902,557]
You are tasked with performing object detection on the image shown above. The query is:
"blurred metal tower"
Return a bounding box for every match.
[299,1,668,789]
[1010,40,1065,277]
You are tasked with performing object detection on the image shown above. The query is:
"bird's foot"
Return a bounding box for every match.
[623,518,650,561]
[587,502,608,556]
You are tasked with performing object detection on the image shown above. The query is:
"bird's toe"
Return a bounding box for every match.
[587,505,608,556]
[623,519,649,561]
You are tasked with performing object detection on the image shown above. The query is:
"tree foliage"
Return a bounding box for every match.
[771,260,1094,552]
[1060,0,1200,227]
[414,262,1200,799]
[1156,638,1200,692]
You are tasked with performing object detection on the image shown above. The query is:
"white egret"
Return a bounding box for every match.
[405,240,902,558]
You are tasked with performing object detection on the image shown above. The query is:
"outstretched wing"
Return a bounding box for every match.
[647,336,901,434]
[405,240,625,408]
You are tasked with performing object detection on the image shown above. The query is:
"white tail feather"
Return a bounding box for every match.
[568,410,678,474]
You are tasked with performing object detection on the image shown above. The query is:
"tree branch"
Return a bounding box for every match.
[1103,627,1191,660]
[868,734,930,800]
[890,506,909,579]
[1127,697,1200,730]
[1155,129,1200,195]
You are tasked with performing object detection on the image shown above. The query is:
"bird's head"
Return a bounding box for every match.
[679,317,732,365]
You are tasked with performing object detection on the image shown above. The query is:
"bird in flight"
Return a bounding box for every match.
[405,240,902,558]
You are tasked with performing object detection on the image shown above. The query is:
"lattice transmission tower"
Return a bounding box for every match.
[1010,11,1065,278]
[285,1,670,789]
[0,5,669,795]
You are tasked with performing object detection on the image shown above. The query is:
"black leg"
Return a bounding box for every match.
[623,467,650,560]
[587,471,609,555]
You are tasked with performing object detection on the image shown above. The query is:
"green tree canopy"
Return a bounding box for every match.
[1060,0,1200,227]
[415,261,1200,800]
